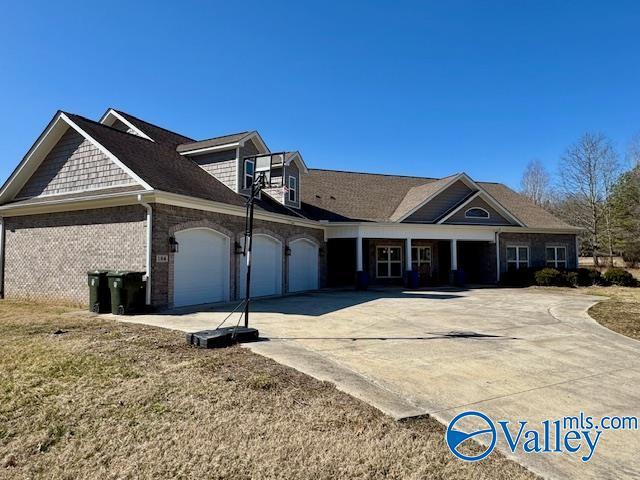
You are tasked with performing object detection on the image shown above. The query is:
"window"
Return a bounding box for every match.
[376,246,402,278]
[546,246,567,269]
[506,246,529,270]
[244,159,254,189]
[411,246,432,273]
[288,175,297,203]
[465,207,490,219]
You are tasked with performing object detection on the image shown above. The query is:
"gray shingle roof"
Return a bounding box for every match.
[65,114,315,222]
[300,169,437,222]
[113,110,194,147]
[389,175,458,222]
[478,182,574,229]
[301,168,575,228]
[59,111,576,230]
[67,113,245,206]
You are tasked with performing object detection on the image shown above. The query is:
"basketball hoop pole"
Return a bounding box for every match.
[243,171,265,329]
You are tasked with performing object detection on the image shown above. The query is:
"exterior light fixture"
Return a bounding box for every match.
[285,246,291,256]
[169,236,179,253]
[234,241,244,255]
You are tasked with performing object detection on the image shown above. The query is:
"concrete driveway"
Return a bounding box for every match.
[120,287,640,479]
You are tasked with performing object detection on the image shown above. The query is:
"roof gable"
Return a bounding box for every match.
[441,194,514,225]
[398,177,475,223]
[0,112,150,204]
[437,189,524,226]
[15,128,135,199]
[177,131,269,156]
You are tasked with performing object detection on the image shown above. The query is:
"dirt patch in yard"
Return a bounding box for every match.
[0,300,536,479]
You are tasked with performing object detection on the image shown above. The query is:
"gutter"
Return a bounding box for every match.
[137,195,152,306]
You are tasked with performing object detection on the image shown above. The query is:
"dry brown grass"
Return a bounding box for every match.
[583,286,640,340]
[0,300,536,479]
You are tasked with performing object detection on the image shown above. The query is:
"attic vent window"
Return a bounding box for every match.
[465,207,490,219]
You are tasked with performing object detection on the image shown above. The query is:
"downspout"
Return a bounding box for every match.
[137,195,152,306]
[495,230,501,283]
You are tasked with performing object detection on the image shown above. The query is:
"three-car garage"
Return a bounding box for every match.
[171,228,319,308]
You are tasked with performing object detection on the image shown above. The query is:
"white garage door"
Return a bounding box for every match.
[173,228,230,307]
[239,234,282,298]
[288,239,319,293]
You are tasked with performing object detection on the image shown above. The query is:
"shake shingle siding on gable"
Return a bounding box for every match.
[443,196,513,225]
[404,180,474,223]
[192,150,237,190]
[16,129,134,199]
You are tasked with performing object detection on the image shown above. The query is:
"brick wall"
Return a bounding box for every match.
[150,204,326,308]
[499,232,577,271]
[17,129,135,199]
[3,206,146,304]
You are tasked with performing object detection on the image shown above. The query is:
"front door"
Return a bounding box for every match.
[411,246,432,285]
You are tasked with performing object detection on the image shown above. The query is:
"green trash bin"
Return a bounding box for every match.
[87,270,110,313]
[107,271,146,315]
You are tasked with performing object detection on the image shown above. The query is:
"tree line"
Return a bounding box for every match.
[519,132,640,267]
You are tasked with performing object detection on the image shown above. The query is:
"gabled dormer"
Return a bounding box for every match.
[176,131,269,193]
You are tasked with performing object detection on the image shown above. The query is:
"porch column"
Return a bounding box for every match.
[356,233,363,271]
[405,238,412,271]
[451,238,458,271]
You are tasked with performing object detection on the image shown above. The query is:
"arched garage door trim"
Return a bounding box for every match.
[172,227,231,307]
[288,237,320,293]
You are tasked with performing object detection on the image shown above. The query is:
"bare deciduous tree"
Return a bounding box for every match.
[558,132,620,266]
[627,132,640,168]
[520,159,551,206]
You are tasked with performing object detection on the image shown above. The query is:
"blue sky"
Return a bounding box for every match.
[1,1,639,189]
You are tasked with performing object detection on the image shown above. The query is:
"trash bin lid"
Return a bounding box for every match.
[107,270,131,277]
[88,270,110,276]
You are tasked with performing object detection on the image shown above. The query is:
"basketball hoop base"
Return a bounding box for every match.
[186,327,260,349]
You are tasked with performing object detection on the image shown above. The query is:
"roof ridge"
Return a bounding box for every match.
[113,109,194,142]
[187,130,252,144]
[66,112,161,145]
[309,168,440,181]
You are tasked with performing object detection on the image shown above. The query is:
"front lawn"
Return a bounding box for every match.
[0,300,534,479]
[584,286,640,340]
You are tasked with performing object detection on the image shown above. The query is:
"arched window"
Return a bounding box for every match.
[464,207,490,219]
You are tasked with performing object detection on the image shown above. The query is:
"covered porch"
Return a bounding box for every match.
[326,224,500,288]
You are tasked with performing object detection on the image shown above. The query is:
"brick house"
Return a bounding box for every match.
[0,109,580,308]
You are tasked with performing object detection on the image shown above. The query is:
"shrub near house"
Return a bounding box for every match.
[603,268,638,287]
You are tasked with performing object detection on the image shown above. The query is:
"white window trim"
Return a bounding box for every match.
[464,207,490,219]
[376,245,403,278]
[244,158,255,189]
[506,245,530,270]
[411,246,432,272]
[288,175,297,203]
[546,246,567,269]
